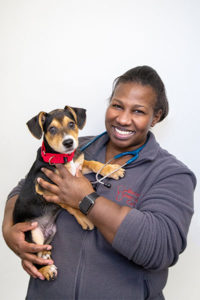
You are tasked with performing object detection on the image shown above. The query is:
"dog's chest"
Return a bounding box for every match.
[66,160,77,176]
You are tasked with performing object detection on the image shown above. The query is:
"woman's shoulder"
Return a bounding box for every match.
[145,132,196,186]
[154,141,196,187]
[148,132,192,169]
[157,143,189,169]
[78,135,95,148]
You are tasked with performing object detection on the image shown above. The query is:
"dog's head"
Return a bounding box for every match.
[27,106,86,154]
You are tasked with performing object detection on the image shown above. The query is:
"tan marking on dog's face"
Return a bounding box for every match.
[38,112,46,132]
[45,115,79,153]
[64,106,78,123]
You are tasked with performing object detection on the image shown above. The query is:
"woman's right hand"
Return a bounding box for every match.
[3,221,54,280]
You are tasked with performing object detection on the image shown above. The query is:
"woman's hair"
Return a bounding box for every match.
[110,65,169,122]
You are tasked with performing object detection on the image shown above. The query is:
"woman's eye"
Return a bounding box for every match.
[68,122,75,129]
[134,110,145,114]
[49,127,57,135]
[112,104,122,109]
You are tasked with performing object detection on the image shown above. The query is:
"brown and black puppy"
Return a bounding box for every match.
[13,106,124,280]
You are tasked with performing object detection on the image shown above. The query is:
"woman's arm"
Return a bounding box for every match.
[38,165,131,243]
[2,195,54,279]
[87,196,131,243]
[38,164,195,271]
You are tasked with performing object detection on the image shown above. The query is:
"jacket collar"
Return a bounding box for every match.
[80,131,160,166]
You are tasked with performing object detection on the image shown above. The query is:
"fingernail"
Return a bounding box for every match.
[31,221,38,226]
[47,245,52,250]
[37,178,41,183]
[39,276,45,280]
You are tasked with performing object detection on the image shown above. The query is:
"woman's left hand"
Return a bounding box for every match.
[37,165,94,208]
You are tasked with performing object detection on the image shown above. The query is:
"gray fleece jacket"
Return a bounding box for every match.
[8,132,196,300]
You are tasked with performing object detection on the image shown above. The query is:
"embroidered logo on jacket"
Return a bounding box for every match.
[116,185,140,207]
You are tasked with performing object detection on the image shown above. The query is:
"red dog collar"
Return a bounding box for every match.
[41,142,75,165]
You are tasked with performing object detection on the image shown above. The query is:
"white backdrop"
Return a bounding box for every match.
[1,1,200,299]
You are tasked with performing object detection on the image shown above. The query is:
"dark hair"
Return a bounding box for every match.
[110,65,169,122]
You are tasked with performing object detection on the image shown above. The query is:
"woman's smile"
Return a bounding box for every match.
[112,125,136,140]
[105,82,161,152]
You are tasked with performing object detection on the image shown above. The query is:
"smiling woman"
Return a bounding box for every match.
[105,82,161,155]
[105,65,168,159]
[109,66,169,120]
[2,66,196,300]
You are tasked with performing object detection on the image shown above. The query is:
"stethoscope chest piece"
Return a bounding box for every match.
[103,182,111,188]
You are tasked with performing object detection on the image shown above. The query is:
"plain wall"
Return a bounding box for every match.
[1,0,200,299]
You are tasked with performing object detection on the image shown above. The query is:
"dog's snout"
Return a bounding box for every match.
[62,139,74,148]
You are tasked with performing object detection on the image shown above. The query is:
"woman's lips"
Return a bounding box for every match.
[112,126,136,139]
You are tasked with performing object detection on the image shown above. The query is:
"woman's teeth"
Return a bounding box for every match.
[115,127,135,136]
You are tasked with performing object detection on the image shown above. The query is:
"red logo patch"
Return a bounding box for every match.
[116,185,140,207]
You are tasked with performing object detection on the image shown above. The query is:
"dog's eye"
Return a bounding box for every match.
[49,126,57,135]
[68,122,75,129]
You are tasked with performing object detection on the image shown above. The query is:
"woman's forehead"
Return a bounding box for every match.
[112,82,157,106]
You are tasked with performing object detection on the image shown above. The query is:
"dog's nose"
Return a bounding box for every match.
[62,139,74,148]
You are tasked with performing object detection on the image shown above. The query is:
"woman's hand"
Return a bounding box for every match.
[3,221,53,280]
[37,165,94,208]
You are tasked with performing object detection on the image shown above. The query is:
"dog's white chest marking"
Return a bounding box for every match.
[69,160,77,176]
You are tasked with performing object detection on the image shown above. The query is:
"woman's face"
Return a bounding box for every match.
[105,82,162,152]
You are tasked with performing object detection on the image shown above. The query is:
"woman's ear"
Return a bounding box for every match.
[151,109,162,127]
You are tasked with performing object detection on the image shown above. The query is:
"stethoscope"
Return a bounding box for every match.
[80,131,147,188]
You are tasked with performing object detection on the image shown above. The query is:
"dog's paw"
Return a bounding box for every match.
[39,265,58,281]
[64,206,95,230]
[75,214,94,230]
[38,250,51,259]
[80,218,94,230]
[100,164,125,180]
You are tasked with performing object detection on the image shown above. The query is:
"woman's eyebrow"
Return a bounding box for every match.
[133,104,146,108]
[112,99,145,108]
[111,98,122,103]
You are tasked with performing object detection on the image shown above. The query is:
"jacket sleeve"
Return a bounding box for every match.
[112,169,196,271]
[7,178,25,200]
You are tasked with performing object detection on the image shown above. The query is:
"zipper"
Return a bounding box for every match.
[73,181,102,300]
[74,230,88,300]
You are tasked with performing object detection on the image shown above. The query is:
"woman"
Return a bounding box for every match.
[3,66,196,299]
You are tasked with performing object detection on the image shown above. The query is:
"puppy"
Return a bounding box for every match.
[13,106,124,280]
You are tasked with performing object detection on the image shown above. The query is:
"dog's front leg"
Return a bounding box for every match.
[82,160,125,179]
[59,204,94,230]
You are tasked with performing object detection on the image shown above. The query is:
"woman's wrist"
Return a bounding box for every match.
[79,192,100,215]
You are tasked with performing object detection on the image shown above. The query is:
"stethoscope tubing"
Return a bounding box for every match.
[80,131,107,152]
[80,131,147,187]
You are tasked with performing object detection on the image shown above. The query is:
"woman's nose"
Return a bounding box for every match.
[116,110,132,125]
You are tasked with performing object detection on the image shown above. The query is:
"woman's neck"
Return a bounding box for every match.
[105,142,133,164]
[105,138,147,164]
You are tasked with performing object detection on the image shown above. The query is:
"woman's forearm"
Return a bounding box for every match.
[37,166,132,244]
[87,196,131,244]
[2,195,18,238]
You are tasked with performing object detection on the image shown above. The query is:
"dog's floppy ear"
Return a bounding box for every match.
[26,112,47,139]
[64,106,86,129]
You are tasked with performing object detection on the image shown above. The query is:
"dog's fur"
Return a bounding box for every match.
[13,106,124,280]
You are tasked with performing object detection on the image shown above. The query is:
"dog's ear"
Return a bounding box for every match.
[64,106,86,129]
[26,112,47,139]
[72,107,87,129]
